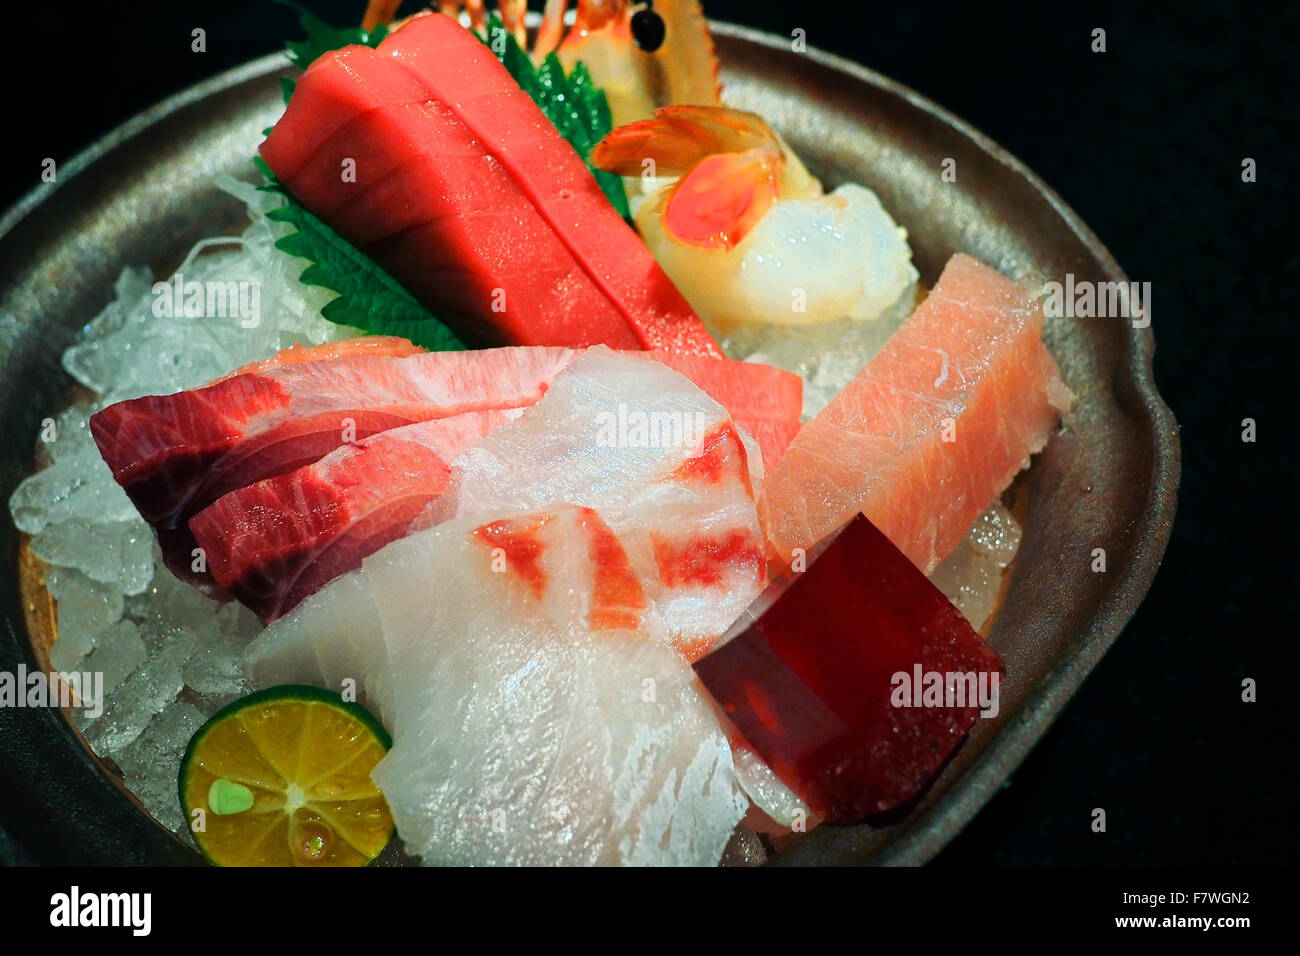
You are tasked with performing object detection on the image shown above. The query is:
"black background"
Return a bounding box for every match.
[1,0,1296,866]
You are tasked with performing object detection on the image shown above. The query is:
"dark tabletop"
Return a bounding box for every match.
[1,0,1295,865]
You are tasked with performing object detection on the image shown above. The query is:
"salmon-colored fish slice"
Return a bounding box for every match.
[90,346,574,533]
[190,408,518,622]
[760,254,1071,571]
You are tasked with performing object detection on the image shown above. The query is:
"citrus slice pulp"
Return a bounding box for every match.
[178,685,395,866]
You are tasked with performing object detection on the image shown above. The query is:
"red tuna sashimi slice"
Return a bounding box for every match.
[378,13,723,358]
[694,514,1006,822]
[647,350,803,468]
[253,46,435,184]
[90,346,574,531]
[760,254,1071,571]
[190,408,518,622]
[263,48,637,350]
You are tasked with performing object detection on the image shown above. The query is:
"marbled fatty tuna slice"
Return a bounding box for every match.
[201,348,789,626]
[760,254,1071,572]
[191,408,521,622]
[90,346,573,531]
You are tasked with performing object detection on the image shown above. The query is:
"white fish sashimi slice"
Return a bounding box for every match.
[242,571,396,727]
[365,506,748,865]
[444,347,767,657]
[731,741,816,833]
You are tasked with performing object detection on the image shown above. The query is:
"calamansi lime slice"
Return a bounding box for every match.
[178,685,394,867]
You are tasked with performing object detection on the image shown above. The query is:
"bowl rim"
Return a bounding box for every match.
[0,22,1181,867]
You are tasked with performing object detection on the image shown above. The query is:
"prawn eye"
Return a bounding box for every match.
[631,5,666,52]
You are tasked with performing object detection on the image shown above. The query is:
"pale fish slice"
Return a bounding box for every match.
[441,347,767,659]
[365,506,748,865]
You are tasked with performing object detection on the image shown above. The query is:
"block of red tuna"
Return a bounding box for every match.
[261,12,722,357]
[693,514,1006,823]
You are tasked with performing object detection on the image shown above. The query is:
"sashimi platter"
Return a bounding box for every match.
[1,1,1178,866]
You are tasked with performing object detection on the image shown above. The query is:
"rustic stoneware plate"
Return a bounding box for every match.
[0,22,1180,866]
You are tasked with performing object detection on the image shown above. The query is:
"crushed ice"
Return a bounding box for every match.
[8,175,350,840]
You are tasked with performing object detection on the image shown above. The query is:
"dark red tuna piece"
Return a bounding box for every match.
[693,515,1006,823]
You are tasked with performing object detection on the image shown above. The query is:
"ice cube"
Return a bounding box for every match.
[125,769,190,837]
[43,404,97,462]
[83,619,148,692]
[45,567,124,670]
[113,701,206,780]
[967,501,1024,566]
[929,503,1024,631]
[126,553,222,648]
[183,631,253,699]
[83,632,197,754]
[8,448,137,534]
[31,519,154,595]
[118,699,206,838]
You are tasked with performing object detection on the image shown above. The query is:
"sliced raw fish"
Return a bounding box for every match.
[760,254,1071,571]
[90,346,574,533]
[243,569,387,698]
[647,350,803,467]
[171,346,788,623]
[262,14,723,357]
[694,514,1006,822]
[265,47,639,350]
[191,408,521,622]
[378,14,722,357]
[445,348,767,657]
[210,335,424,383]
[364,506,747,865]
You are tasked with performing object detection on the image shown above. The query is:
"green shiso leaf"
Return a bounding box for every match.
[278,0,388,70]
[480,14,631,218]
[264,183,465,352]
